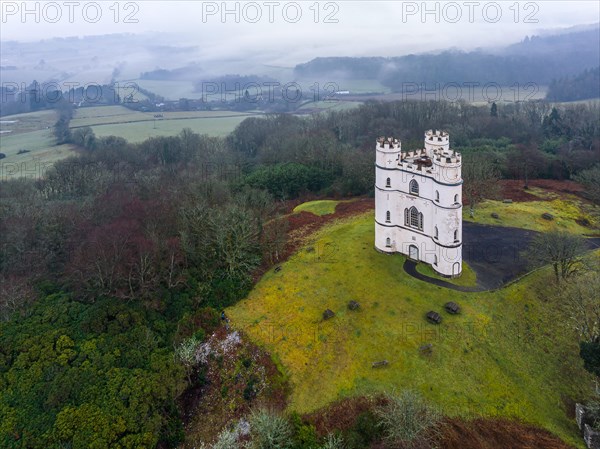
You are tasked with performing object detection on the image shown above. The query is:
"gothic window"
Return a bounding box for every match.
[454,194,459,203]
[386,211,391,223]
[404,208,409,226]
[434,226,438,239]
[386,237,391,247]
[409,206,423,230]
[409,179,419,195]
[386,177,391,188]
[454,229,458,241]
[434,255,438,265]
[435,190,439,202]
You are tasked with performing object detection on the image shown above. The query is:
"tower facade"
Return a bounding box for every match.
[374,130,462,277]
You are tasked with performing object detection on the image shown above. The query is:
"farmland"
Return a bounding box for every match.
[0,106,262,173]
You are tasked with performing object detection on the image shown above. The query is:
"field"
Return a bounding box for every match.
[296,100,363,113]
[227,209,596,447]
[0,110,76,171]
[69,105,261,141]
[0,106,261,175]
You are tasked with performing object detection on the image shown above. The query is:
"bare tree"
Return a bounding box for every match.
[462,154,501,218]
[0,275,36,321]
[559,271,600,343]
[527,231,586,283]
[575,165,600,205]
[507,144,547,189]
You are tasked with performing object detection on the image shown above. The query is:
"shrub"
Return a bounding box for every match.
[580,341,600,378]
[374,390,443,449]
[212,428,240,449]
[289,410,318,448]
[321,433,345,449]
[249,408,293,449]
[343,410,378,449]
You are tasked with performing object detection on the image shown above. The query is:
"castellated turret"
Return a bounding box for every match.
[374,130,462,277]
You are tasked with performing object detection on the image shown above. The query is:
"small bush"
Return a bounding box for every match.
[374,390,443,449]
[321,433,345,449]
[249,408,293,449]
[289,411,318,448]
[243,375,258,401]
[344,411,378,449]
[211,428,240,449]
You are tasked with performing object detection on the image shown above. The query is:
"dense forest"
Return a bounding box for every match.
[546,67,600,102]
[1,99,600,448]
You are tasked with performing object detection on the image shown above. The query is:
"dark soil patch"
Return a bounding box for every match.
[303,395,386,435]
[439,418,575,449]
[303,396,576,449]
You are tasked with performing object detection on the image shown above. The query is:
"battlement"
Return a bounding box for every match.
[425,129,449,143]
[376,136,401,151]
[432,147,461,165]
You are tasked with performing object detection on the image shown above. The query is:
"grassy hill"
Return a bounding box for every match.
[227,211,596,447]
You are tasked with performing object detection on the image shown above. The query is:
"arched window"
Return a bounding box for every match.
[386,237,391,247]
[454,229,458,241]
[409,206,423,230]
[386,177,391,188]
[435,190,439,202]
[434,226,438,239]
[454,194,459,204]
[409,179,419,195]
[386,211,391,223]
[434,255,438,265]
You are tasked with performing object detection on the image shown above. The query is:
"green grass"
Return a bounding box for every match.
[70,106,255,128]
[293,200,342,216]
[465,198,599,235]
[0,110,76,169]
[297,101,363,113]
[414,260,478,288]
[228,212,594,447]
[88,114,261,141]
[1,109,57,135]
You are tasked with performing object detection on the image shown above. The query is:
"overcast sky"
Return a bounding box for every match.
[1,1,599,65]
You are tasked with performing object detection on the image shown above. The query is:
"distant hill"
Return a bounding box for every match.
[294,26,600,92]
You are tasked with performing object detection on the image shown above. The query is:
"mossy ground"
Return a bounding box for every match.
[292,199,357,216]
[465,197,599,234]
[228,211,597,447]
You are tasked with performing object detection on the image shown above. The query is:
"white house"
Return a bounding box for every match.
[374,130,462,277]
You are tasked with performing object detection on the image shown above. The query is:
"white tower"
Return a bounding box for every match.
[374,130,462,277]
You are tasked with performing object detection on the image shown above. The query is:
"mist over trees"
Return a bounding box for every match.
[294,28,600,94]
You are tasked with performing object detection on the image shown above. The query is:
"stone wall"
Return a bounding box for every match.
[576,403,600,449]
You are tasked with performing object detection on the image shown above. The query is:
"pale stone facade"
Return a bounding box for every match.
[374,130,462,277]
